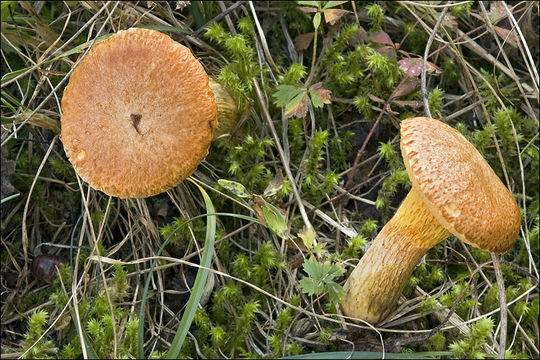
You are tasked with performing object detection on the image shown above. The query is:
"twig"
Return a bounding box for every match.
[252,79,313,232]
[218,1,237,35]
[491,253,508,358]
[422,5,449,118]
[385,265,483,352]
[501,2,539,92]
[401,1,474,8]
[498,259,539,285]
[282,312,303,357]
[344,76,409,190]
[249,1,281,75]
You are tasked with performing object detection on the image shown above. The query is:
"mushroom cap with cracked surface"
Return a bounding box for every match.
[61,28,217,198]
[400,117,521,253]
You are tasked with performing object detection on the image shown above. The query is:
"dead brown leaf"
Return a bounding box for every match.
[298,6,318,13]
[392,76,420,98]
[369,30,393,45]
[324,9,350,25]
[494,26,519,48]
[294,32,315,51]
[393,100,423,109]
[376,45,396,59]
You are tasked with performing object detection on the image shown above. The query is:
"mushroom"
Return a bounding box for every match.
[342,117,521,323]
[61,28,235,198]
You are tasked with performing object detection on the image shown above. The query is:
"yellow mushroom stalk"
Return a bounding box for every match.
[208,78,239,141]
[343,187,450,323]
[342,117,521,324]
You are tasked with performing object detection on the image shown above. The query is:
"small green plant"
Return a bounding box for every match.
[449,317,494,359]
[273,81,331,118]
[20,310,55,359]
[217,135,275,193]
[297,227,345,307]
[301,130,340,202]
[342,234,368,258]
[299,258,345,306]
[205,18,261,111]
[427,87,444,117]
[188,239,287,358]
[365,3,385,31]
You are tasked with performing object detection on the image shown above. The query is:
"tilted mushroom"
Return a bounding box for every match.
[61,28,235,198]
[342,117,521,323]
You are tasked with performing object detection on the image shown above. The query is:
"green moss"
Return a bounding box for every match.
[450,317,494,359]
[20,310,55,359]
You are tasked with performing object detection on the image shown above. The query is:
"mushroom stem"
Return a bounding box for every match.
[342,186,450,323]
[208,78,239,141]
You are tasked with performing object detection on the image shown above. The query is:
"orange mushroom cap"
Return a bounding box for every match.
[400,117,521,253]
[61,28,217,198]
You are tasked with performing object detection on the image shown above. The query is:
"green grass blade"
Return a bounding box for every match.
[136,207,260,358]
[72,309,99,359]
[1,193,20,204]
[81,329,100,359]
[138,24,190,34]
[189,1,205,28]
[166,179,216,358]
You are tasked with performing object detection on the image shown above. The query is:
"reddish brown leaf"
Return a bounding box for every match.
[287,253,305,269]
[249,196,267,227]
[287,100,308,118]
[323,9,350,25]
[398,57,422,77]
[376,45,396,60]
[369,30,393,45]
[286,236,309,252]
[487,2,512,22]
[392,76,420,98]
[285,92,309,118]
[309,82,332,107]
[398,57,441,77]
[294,32,315,51]
[264,169,284,197]
[494,26,519,48]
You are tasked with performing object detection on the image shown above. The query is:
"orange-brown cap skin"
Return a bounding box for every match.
[61,28,217,198]
[400,117,521,253]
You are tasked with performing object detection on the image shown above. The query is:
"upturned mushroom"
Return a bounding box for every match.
[61,28,236,198]
[342,117,521,323]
